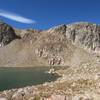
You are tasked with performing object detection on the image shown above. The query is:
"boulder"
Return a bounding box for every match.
[0,98,7,100]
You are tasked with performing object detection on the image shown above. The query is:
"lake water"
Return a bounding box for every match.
[0,67,58,91]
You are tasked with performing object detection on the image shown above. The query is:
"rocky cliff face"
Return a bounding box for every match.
[35,22,100,66]
[48,22,100,54]
[0,21,99,67]
[0,22,19,46]
[66,22,100,54]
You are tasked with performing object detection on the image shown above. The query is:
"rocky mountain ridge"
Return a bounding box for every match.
[0,21,99,67]
[48,22,100,54]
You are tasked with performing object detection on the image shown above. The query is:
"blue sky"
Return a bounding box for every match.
[0,0,99,29]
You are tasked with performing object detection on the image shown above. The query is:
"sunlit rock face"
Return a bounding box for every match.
[48,22,100,54]
[0,21,18,46]
[66,22,100,53]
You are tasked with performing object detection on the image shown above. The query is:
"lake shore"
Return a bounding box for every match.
[0,67,59,91]
[0,64,100,100]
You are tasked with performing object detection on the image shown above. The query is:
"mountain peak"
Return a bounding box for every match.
[47,22,100,54]
[0,22,20,46]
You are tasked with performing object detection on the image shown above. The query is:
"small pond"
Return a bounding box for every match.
[0,67,58,91]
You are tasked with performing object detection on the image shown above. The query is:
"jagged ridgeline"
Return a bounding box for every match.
[0,21,100,67]
[0,20,20,46]
[48,22,100,52]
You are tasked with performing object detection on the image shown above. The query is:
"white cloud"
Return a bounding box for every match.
[0,10,35,24]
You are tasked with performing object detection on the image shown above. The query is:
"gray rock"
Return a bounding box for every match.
[0,98,7,100]
[48,22,100,54]
[0,22,19,46]
[66,22,100,51]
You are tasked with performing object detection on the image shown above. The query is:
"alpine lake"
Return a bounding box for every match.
[0,67,58,91]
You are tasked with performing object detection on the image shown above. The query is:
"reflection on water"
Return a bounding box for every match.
[0,67,58,91]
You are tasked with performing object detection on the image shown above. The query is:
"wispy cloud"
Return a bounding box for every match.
[0,10,35,24]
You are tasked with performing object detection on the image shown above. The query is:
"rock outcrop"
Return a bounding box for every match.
[0,21,19,46]
[48,22,100,54]
[35,22,100,66]
[66,22,100,53]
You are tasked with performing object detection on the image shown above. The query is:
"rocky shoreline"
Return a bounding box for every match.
[0,69,62,100]
[0,64,100,100]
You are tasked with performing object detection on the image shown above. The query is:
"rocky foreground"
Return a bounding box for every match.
[1,64,100,100]
[0,21,100,99]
